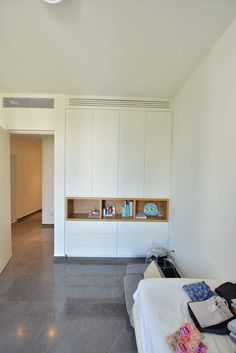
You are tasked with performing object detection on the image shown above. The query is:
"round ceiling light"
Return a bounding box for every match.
[43,0,63,4]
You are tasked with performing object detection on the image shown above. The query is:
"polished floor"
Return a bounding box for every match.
[0,213,137,353]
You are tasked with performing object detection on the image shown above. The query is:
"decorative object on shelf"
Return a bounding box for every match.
[88,209,100,219]
[144,202,163,217]
[129,201,133,217]
[144,202,158,216]
[103,204,114,218]
[122,202,126,217]
[122,201,130,218]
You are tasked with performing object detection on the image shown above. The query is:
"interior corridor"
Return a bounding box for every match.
[0,213,136,353]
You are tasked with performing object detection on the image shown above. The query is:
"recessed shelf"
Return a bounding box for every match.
[66,197,169,222]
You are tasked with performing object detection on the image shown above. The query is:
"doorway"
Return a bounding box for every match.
[10,134,54,227]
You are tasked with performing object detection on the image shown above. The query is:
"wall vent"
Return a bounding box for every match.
[68,97,171,110]
[3,97,54,109]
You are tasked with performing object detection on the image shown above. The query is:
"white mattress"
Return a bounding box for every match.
[132,278,236,353]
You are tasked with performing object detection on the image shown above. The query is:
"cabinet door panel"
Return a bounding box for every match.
[66,109,93,196]
[117,222,168,257]
[118,111,145,197]
[65,233,117,257]
[65,221,117,235]
[144,112,172,197]
[93,110,119,197]
[65,221,117,257]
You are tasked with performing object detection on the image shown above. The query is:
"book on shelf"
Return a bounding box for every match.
[135,212,147,220]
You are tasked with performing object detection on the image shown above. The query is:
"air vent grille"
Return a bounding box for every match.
[3,97,54,109]
[68,98,170,110]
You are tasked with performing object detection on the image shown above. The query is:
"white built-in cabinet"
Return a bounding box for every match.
[92,110,119,196]
[144,112,172,197]
[117,222,169,257]
[118,111,146,197]
[65,221,117,257]
[65,221,168,257]
[66,109,119,197]
[65,108,172,257]
[66,109,93,196]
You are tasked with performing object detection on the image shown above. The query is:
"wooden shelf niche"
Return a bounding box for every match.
[101,199,135,221]
[135,199,168,222]
[66,197,169,222]
[67,198,101,220]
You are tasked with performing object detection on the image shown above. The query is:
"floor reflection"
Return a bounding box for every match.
[0,213,137,353]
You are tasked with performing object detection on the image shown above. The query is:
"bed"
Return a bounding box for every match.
[132,278,235,353]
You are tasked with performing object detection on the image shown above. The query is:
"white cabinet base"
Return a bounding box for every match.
[65,233,117,257]
[65,221,117,257]
[65,221,168,258]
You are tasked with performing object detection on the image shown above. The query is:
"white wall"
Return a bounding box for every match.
[0,127,11,273]
[53,97,66,256]
[5,108,54,132]
[0,118,5,128]
[10,135,42,219]
[42,136,54,225]
[0,110,6,128]
[170,18,236,281]
[2,94,172,259]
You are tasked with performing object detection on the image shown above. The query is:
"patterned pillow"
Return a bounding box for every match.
[166,322,207,353]
[183,281,215,301]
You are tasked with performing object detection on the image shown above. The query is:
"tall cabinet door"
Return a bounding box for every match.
[118,111,145,197]
[144,112,172,197]
[65,109,93,196]
[93,110,119,197]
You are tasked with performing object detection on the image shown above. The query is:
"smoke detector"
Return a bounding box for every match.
[43,0,63,4]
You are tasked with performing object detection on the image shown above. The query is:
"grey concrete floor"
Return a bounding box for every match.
[0,213,137,353]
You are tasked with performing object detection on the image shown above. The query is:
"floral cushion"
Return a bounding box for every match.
[183,281,215,302]
[166,322,208,353]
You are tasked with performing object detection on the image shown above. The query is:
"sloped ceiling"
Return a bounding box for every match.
[1,0,236,98]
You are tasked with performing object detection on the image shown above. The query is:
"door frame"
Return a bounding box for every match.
[9,130,55,226]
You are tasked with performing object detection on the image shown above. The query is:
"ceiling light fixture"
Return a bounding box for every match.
[42,0,63,4]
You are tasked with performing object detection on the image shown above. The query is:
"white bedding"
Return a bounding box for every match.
[133,278,236,353]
